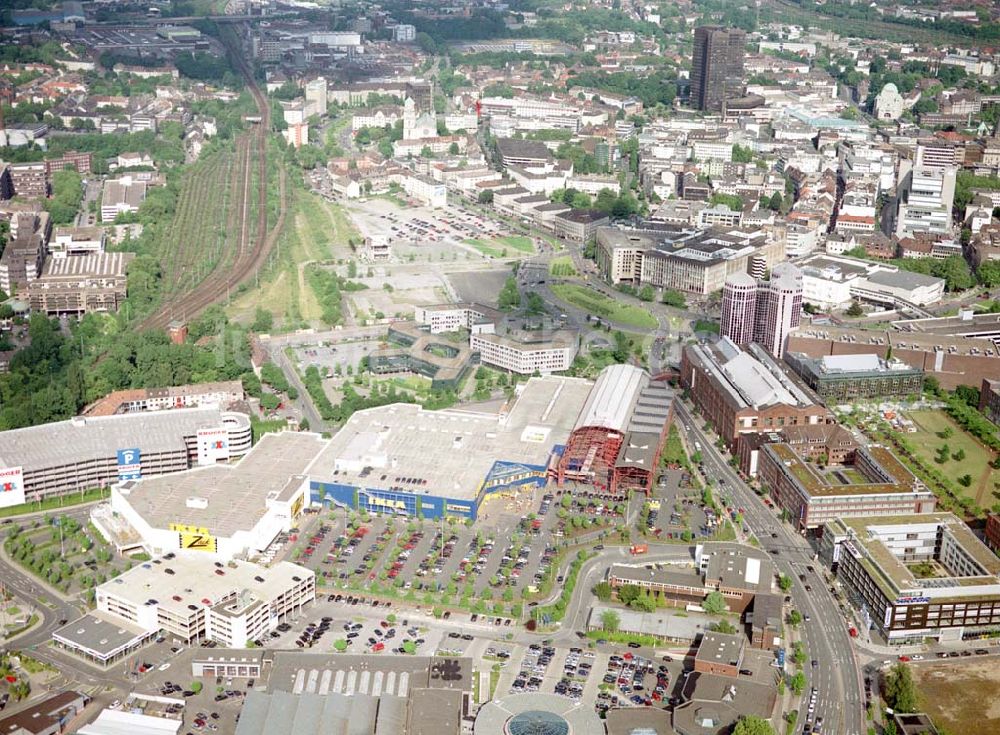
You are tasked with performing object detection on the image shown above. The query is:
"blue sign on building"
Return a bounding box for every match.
[116,448,142,481]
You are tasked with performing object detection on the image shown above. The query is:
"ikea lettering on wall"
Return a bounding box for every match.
[369,495,406,510]
[116,448,142,482]
[0,467,25,508]
[197,427,230,466]
[446,503,469,513]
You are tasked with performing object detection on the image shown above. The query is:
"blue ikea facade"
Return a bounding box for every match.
[309,446,563,520]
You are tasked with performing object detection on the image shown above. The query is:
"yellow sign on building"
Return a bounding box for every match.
[291,495,304,518]
[179,532,217,552]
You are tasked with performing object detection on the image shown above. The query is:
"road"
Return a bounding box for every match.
[674,401,866,735]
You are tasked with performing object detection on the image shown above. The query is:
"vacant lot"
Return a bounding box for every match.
[230,190,348,329]
[913,659,1000,735]
[908,409,1000,506]
[550,284,658,329]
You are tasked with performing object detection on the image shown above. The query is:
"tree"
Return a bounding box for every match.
[883,663,918,713]
[732,715,776,735]
[846,301,864,317]
[702,591,727,614]
[498,276,520,310]
[593,581,613,602]
[711,619,738,634]
[662,289,686,308]
[638,285,655,302]
[600,609,621,632]
[789,671,807,695]
[251,307,274,333]
[767,191,784,211]
[478,190,494,205]
[618,584,641,605]
[732,144,754,163]
[629,591,656,613]
[788,609,803,626]
[778,574,793,592]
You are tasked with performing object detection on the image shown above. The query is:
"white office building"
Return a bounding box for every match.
[895,166,956,238]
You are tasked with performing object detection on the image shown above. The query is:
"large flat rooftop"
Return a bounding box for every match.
[308,375,593,500]
[832,513,1000,601]
[117,431,326,538]
[0,407,237,471]
[765,443,920,497]
[100,556,311,620]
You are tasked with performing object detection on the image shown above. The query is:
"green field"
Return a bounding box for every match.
[464,237,535,258]
[497,235,534,253]
[549,256,577,277]
[550,284,658,329]
[907,410,1000,506]
[464,239,506,258]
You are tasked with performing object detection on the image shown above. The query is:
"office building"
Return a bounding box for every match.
[413,303,502,334]
[691,26,746,112]
[894,166,956,238]
[0,211,47,295]
[980,378,1000,425]
[783,352,924,403]
[8,161,48,198]
[393,24,416,42]
[721,273,759,346]
[50,226,105,258]
[721,265,803,358]
[821,514,1000,642]
[28,252,134,316]
[101,177,147,222]
[607,544,774,614]
[680,337,833,449]
[553,209,610,243]
[754,263,802,358]
[470,330,578,374]
[760,442,935,530]
[597,225,783,296]
[797,253,945,309]
[303,77,327,117]
[54,556,314,659]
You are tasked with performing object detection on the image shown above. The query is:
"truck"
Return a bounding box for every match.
[630,544,648,555]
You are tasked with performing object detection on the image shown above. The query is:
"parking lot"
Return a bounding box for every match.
[280,485,628,616]
[495,642,685,718]
[345,198,538,263]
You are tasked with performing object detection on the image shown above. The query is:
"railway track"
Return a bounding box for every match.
[137,24,284,332]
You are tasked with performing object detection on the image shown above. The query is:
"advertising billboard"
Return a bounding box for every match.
[0,466,25,509]
[116,448,142,482]
[197,427,230,466]
[169,523,217,553]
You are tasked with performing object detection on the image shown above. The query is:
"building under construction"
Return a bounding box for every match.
[555,365,674,498]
